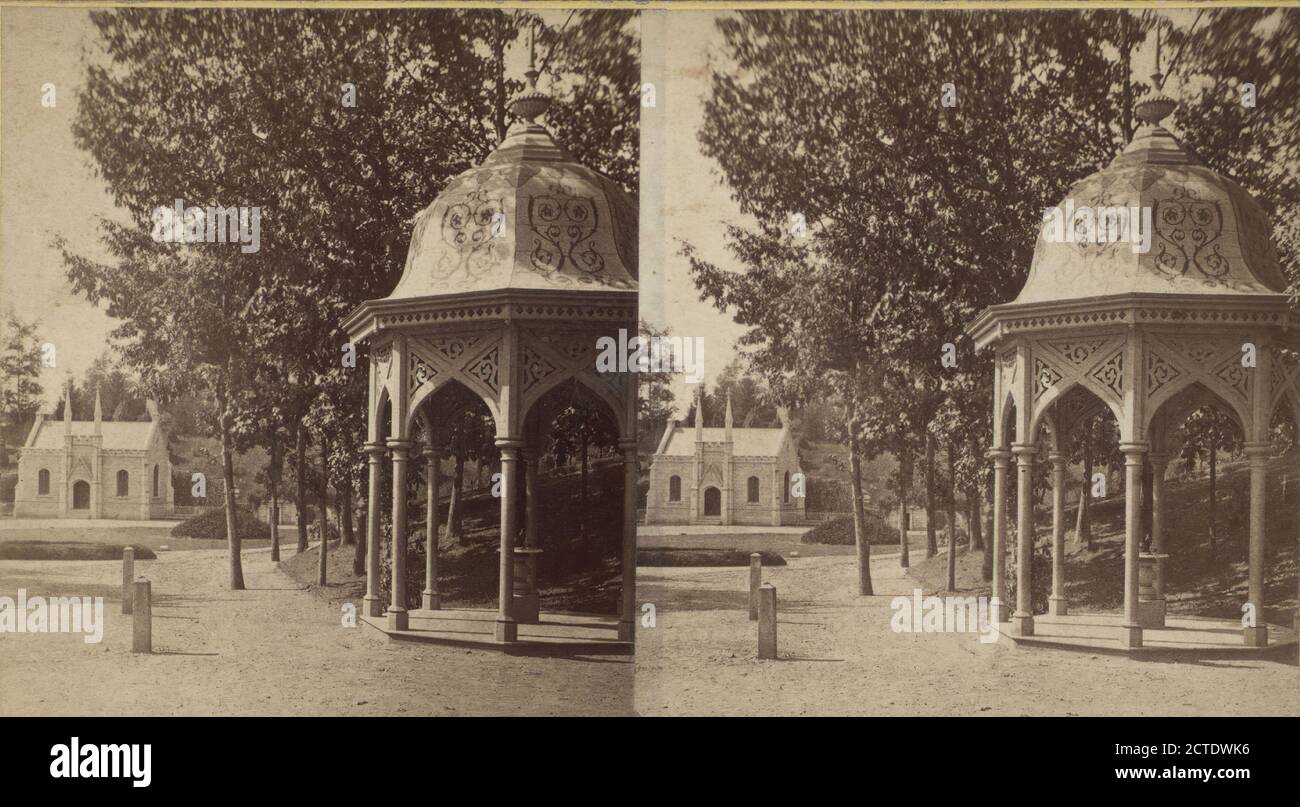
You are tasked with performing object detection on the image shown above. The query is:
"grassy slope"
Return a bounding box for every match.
[281,460,626,614]
[906,455,1300,625]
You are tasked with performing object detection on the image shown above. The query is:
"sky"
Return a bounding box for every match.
[640,9,750,418]
[1,8,121,409]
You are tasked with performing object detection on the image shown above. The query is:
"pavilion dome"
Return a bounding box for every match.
[387,82,637,300]
[1012,89,1285,306]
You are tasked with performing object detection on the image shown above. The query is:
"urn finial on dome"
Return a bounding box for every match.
[508,23,552,124]
[1135,24,1176,127]
[1135,71,1176,127]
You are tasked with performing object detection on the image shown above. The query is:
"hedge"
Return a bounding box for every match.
[801,513,899,546]
[171,505,271,541]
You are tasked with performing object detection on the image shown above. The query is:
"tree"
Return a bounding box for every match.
[713,359,777,427]
[0,312,43,467]
[1070,414,1120,550]
[637,320,678,454]
[1170,9,1300,291]
[61,245,260,589]
[446,408,497,545]
[686,10,1150,592]
[549,395,618,544]
[1178,407,1241,559]
[686,236,883,595]
[61,8,640,589]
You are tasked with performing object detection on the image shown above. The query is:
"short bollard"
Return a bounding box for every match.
[748,552,762,621]
[758,583,777,660]
[121,546,135,615]
[132,578,151,654]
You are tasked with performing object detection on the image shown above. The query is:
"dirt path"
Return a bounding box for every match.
[0,548,631,716]
[634,553,1300,716]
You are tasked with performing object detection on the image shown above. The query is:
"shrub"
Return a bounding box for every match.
[0,471,17,504]
[0,542,158,561]
[171,505,270,541]
[1005,542,1053,615]
[309,518,341,544]
[804,477,854,513]
[801,513,899,546]
[378,519,428,609]
[637,548,787,567]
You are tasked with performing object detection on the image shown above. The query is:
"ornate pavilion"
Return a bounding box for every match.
[342,64,638,650]
[968,79,1299,652]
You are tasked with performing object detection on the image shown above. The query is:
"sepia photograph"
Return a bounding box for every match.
[1,4,640,720]
[633,4,1300,719]
[0,0,1295,791]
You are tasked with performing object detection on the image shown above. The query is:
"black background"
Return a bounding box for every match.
[2,716,1291,794]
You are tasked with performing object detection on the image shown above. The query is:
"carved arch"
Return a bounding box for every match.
[1030,376,1125,443]
[405,376,501,436]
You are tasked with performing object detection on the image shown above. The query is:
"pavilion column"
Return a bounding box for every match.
[1011,444,1036,636]
[422,444,442,611]
[1048,451,1068,616]
[1149,451,1169,601]
[524,453,539,548]
[362,442,386,618]
[1120,442,1147,648]
[988,448,1011,623]
[619,438,638,642]
[495,439,521,643]
[387,439,412,631]
[1244,442,1269,647]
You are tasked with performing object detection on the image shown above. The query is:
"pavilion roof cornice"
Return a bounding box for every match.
[343,288,637,343]
[967,292,1298,351]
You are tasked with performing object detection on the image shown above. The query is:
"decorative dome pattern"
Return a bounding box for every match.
[1014,121,1285,305]
[388,120,638,300]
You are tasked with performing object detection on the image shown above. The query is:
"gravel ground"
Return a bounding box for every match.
[633,553,1300,716]
[0,548,632,716]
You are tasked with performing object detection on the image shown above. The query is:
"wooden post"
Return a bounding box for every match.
[121,546,134,615]
[748,552,761,621]
[758,583,777,659]
[132,578,151,653]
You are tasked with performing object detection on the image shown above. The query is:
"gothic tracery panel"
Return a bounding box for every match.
[427,334,484,366]
[1212,357,1249,400]
[409,351,440,395]
[1033,358,1062,401]
[465,345,501,393]
[522,346,559,393]
[1089,349,1125,400]
[1145,350,1181,396]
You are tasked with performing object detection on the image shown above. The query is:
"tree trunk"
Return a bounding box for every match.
[981,472,994,583]
[1141,455,1153,546]
[970,483,984,551]
[1078,434,1093,549]
[217,392,244,590]
[580,432,589,541]
[318,434,329,586]
[269,432,281,563]
[295,425,308,553]
[924,432,938,558]
[898,449,912,568]
[450,451,466,545]
[1208,445,1217,557]
[946,442,958,592]
[341,480,355,547]
[491,20,508,143]
[353,487,366,578]
[848,431,873,595]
